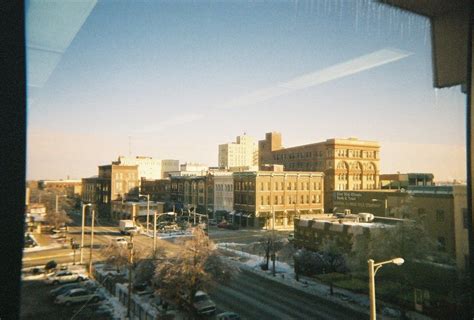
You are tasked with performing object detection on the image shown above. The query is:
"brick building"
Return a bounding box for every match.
[258,132,380,212]
[233,169,324,229]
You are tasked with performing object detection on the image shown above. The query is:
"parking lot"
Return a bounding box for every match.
[21,280,77,320]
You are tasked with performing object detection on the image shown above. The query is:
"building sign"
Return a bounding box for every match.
[332,191,383,214]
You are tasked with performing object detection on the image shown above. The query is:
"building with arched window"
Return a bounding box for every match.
[259,132,380,212]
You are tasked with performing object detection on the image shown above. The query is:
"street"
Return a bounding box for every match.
[21,216,365,319]
[212,269,366,320]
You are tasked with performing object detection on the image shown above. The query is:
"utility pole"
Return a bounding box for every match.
[127,233,134,319]
[80,203,92,264]
[88,208,95,277]
[153,210,157,253]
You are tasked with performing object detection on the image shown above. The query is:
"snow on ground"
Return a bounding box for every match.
[141,229,193,239]
[218,244,431,320]
[23,242,64,253]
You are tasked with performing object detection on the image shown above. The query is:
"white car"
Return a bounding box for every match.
[114,237,128,246]
[54,288,102,306]
[45,271,86,285]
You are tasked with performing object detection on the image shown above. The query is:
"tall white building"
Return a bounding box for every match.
[218,134,258,169]
[116,156,179,180]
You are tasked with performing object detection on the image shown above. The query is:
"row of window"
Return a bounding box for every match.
[215,184,233,192]
[273,150,324,161]
[259,194,321,205]
[335,149,377,159]
[114,172,136,180]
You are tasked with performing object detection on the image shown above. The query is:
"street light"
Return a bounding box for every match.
[88,208,96,277]
[80,203,92,264]
[368,257,404,320]
[371,198,388,216]
[139,193,150,234]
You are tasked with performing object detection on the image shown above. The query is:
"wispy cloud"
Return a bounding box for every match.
[135,113,204,134]
[220,48,412,109]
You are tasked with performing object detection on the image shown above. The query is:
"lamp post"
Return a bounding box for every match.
[88,208,96,277]
[80,203,92,264]
[139,194,150,234]
[371,198,388,216]
[368,257,404,320]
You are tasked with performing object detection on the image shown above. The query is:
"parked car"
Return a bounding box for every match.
[217,221,228,228]
[226,224,239,230]
[192,291,216,316]
[50,281,97,298]
[54,288,103,306]
[45,271,86,285]
[24,237,37,248]
[288,233,295,241]
[217,312,241,320]
[114,237,128,246]
[50,283,83,298]
[72,303,114,319]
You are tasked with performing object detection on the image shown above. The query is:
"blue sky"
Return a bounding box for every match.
[27,0,466,181]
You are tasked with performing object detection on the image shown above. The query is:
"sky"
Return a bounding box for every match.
[27,0,467,182]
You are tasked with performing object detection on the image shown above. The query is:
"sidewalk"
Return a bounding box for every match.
[219,245,432,320]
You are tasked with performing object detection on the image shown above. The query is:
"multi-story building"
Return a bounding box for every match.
[333,185,469,272]
[212,172,234,213]
[38,179,82,197]
[110,200,165,221]
[161,159,180,177]
[219,134,258,169]
[115,156,179,180]
[82,164,139,218]
[380,173,435,190]
[168,163,209,177]
[140,178,171,203]
[258,132,380,212]
[233,169,324,229]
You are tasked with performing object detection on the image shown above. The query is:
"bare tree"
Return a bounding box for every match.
[101,242,142,272]
[46,209,72,229]
[153,228,238,313]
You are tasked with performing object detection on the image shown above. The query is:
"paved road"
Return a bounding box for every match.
[22,215,367,319]
[212,269,366,320]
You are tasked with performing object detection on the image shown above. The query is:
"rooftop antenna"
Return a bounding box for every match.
[128,136,131,157]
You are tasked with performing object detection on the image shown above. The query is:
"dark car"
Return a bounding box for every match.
[225,224,239,230]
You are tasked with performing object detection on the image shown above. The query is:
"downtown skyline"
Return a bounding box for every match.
[26,0,466,181]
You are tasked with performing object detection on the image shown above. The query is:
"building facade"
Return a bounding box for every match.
[82,164,139,218]
[333,186,469,272]
[219,134,258,169]
[380,173,435,190]
[168,163,209,177]
[212,172,234,213]
[110,200,165,221]
[38,179,82,197]
[233,170,324,229]
[115,156,179,180]
[140,178,171,203]
[258,132,380,212]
